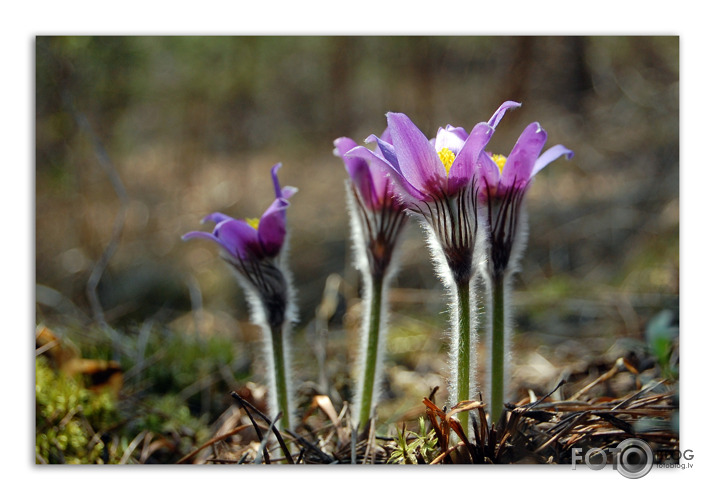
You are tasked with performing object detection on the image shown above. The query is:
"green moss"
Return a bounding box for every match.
[36,353,213,464]
[35,356,120,464]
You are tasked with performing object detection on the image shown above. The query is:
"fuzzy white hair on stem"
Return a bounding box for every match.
[227,240,298,432]
[345,180,407,429]
[480,204,529,422]
[402,183,485,435]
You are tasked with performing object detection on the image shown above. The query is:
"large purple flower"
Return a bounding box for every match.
[478,122,574,277]
[345,101,521,285]
[183,163,297,262]
[347,101,520,203]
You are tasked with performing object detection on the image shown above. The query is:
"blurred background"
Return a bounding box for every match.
[35,36,678,461]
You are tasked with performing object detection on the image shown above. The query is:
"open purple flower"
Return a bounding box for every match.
[182,163,297,329]
[183,163,297,263]
[478,122,574,277]
[347,101,520,203]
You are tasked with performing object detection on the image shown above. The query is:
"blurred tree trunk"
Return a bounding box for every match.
[328,36,355,136]
[557,36,592,113]
[498,36,592,114]
[409,36,436,127]
[498,37,534,106]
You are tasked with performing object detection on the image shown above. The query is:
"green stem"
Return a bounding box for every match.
[455,278,472,433]
[358,273,384,429]
[490,273,505,425]
[270,323,291,431]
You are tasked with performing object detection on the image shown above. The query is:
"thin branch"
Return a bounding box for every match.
[64,93,129,329]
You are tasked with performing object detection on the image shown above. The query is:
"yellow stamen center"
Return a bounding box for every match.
[438,148,456,176]
[246,217,260,230]
[491,153,507,174]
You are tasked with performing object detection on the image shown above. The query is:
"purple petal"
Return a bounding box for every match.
[531,145,574,178]
[501,122,548,188]
[215,218,260,260]
[258,198,289,256]
[182,230,223,246]
[476,150,501,193]
[335,137,379,207]
[434,126,467,154]
[346,144,426,202]
[366,133,399,168]
[487,101,522,129]
[281,186,298,199]
[201,212,233,225]
[386,112,445,195]
[184,218,259,261]
[445,125,468,141]
[364,161,398,208]
[266,162,297,200]
[334,136,360,159]
[378,127,392,145]
[270,163,284,199]
[334,137,366,178]
[448,122,496,192]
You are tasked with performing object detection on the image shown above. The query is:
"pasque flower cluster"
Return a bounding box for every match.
[184,102,572,441]
[344,102,572,427]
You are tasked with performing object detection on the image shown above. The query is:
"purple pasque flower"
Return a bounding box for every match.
[334,132,403,212]
[349,101,521,202]
[182,163,298,327]
[345,101,521,284]
[334,133,408,278]
[183,163,297,262]
[478,122,574,277]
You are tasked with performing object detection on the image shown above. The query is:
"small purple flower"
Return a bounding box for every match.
[334,132,408,278]
[183,163,297,262]
[478,122,574,277]
[183,163,299,430]
[182,163,298,328]
[334,132,403,213]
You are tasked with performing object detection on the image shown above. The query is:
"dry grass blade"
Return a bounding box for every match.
[254,412,283,464]
[231,391,271,464]
[230,391,295,464]
[177,424,253,464]
[119,430,148,464]
[285,429,335,464]
[568,357,638,401]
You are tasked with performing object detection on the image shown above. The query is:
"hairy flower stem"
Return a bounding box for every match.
[270,323,292,431]
[489,272,506,425]
[454,277,473,432]
[357,273,385,429]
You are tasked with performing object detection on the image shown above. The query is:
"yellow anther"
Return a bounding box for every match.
[438,148,456,176]
[491,154,507,174]
[246,217,260,230]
